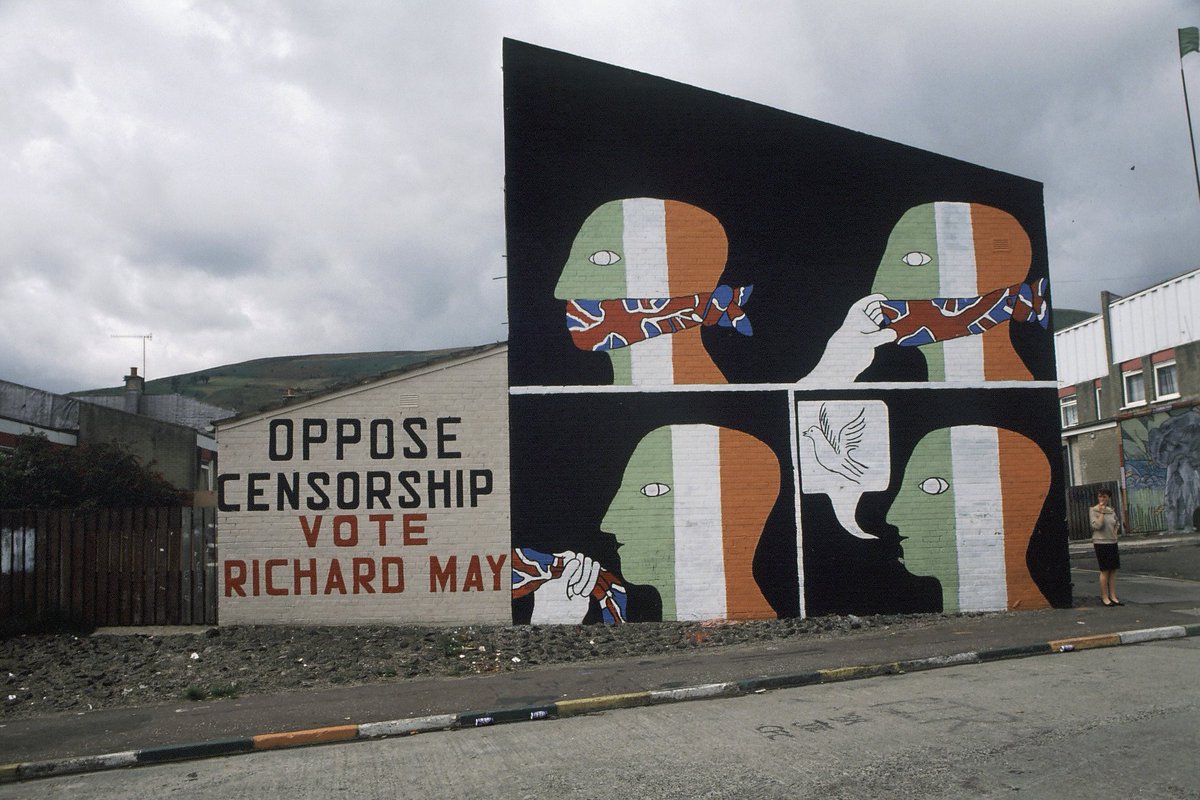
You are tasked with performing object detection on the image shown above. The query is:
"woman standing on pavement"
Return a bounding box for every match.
[1090,490,1122,606]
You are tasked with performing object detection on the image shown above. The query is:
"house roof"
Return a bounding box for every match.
[214,341,507,427]
[75,393,235,433]
[0,379,80,432]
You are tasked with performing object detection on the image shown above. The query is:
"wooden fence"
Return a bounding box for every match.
[0,507,217,628]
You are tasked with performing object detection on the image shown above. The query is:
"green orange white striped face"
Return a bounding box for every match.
[871,202,1031,299]
[869,202,1035,381]
[553,198,728,301]
[600,424,778,621]
[888,425,1046,613]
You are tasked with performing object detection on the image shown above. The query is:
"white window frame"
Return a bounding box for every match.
[1060,395,1079,428]
[199,461,215,491]
[1154,360,1179,401]
[1122,369,1146,408]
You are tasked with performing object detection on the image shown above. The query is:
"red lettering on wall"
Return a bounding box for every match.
[265,559,288,596]
[429,555,456,592]
[403,513,428,545]
[224,560,247,597]
[300,515,322,547]
[294,558,317,594]
[381,557,404,593]
[486,553,507,591]
[225,558,422,597]
[369,513,394,545]
[333,515,358,547]
[324,559,347,594]
[352,558,376,594]
[462,555,484,592]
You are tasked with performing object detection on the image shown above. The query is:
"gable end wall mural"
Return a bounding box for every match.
[504,39,1070,623]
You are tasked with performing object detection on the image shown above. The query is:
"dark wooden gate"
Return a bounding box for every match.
[0,507,216,629]
[1065,481,1122,542]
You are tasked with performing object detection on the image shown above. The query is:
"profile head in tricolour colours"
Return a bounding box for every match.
[886,424,1050,613]
[600,424,780,621]
[869,202,1048,382]
[555,198,753,386]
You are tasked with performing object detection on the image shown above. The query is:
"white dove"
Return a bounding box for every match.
[802,405,868,483]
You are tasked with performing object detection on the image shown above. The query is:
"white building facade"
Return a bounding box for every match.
[1056,268,1200,532]
[216,344,511,625]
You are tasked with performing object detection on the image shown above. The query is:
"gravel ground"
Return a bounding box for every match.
[0,613,952,721]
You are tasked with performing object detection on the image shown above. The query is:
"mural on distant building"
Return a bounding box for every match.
[1122,407,1200,532]
[505,39,1068,622]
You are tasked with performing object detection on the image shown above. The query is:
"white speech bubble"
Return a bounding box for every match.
[796,400,890,539]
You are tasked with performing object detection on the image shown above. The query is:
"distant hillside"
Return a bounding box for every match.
[1053,307,1095,332]
[75,346,491,415]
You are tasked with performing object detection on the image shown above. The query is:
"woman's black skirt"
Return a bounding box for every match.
[1094,542,1120,571]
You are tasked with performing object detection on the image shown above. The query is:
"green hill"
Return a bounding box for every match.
[1052,307,1095,332]
[75,346,494,414]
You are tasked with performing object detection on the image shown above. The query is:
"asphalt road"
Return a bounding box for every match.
[5,637,1195,800]
[1072,536,1200,606]
[1115,540,1200,581]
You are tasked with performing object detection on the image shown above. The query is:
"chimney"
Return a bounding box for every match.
[123,367,145,414]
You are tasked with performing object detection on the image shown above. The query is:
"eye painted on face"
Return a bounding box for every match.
[901,251,932,267]
[589,250,622,266]
[918,477,949,495]
[640,482,671,498]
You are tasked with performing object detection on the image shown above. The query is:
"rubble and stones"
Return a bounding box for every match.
[0,613,953,720]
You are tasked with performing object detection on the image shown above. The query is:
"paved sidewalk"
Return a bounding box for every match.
[3,532,1198,782]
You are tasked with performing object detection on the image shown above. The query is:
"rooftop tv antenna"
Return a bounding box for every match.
[110,333,153,378]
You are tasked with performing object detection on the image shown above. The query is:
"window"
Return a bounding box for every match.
[1060,395,1078,427]
[1123,369,1146,407]
[1154,361,1179,400]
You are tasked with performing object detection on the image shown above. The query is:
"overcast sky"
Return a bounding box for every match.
[3,1,1199,394]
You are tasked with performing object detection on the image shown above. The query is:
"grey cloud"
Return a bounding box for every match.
[1,0,1198,393]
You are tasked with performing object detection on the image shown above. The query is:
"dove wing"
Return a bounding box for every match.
[838,408,867,453]
[818,404,836,445]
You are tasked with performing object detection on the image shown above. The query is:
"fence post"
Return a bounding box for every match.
[166,508,182,625]
[204,507,218,625]
[34,510,49,622]
[117,508,132,625]
[84,511,99,629]
[0,511,11,624]
[180,507,194,624]
[154,508,168,625]
[53,511,69,615]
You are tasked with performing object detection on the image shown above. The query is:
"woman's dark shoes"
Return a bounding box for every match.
[1112,600,1124,606]
[1102,599,1114,607]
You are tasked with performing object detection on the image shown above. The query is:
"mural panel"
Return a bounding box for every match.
[1121,407,1200,532]
[504,39,1068,621]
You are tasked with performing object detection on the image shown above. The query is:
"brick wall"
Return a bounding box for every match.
[217,347,510,625]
